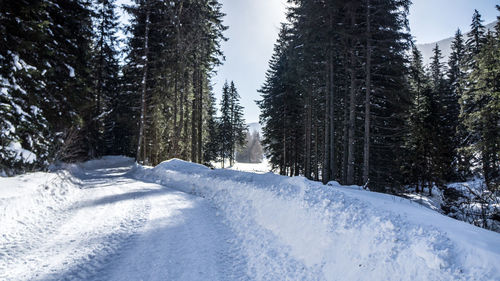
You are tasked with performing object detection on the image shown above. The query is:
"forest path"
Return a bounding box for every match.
[0,157,247,281]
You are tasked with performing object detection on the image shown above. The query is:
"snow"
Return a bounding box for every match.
[133,159,500,281]
[6,141,37,163]
[404,180,500,232]
[1,157,499,280]
[230,160,271,174]
[213,158,272,174]
[65,64,75,77]
[0,156,245,281]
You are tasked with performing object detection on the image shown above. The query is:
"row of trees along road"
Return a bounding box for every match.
[0,0,241,174]
[258,1,499,192]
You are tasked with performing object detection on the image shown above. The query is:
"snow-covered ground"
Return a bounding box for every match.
[0,156,246,280]
[1,156,500,280]
[404,180,500,232]
[213,158,272,174]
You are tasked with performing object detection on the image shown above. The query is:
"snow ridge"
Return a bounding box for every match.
[132,159,500,281]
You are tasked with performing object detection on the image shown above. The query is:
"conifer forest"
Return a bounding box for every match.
[1,0,241,169]
[1,1,499,221]
[1,1,500,279]
[259,2,500,193]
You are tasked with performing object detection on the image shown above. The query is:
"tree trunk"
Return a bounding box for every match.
[346,9,357,185]
[136,3,151,164]
[342,86,349,184]
[305,89,312,179]
[362,0,372,185]
[314,123,319,181]
[283,105,287,175]
[172,67,179,157]
[346,55,356,185]
[329,48,336,181]
[323,60,331,184]
[197,67,203,163]
[191,75,197,163]
[182,71,190,159]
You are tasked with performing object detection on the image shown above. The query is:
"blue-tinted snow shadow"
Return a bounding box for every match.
[37,196,250,281]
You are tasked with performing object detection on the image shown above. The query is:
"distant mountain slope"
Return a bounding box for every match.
[248,122,262,135]
[416,21,497,65]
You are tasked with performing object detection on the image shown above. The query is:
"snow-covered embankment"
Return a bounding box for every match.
[133,159,500,281]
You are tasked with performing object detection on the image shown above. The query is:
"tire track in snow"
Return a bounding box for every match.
[0,172,82,279]
[1,164,152,280]
[1,158,249,281]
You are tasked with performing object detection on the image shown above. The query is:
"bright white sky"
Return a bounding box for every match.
[117,0,498,123]
[213,0,287,124]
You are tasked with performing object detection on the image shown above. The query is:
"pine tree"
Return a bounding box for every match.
[91,0,121,156]
[0,0,51,173]
[259,0,410,187]
[217,81,246,167]
[459,9,487,180]
[466,10,486,60]
[203,90,220,165]
[449,29,469,179]
[124,0,226,165]
[428,44,453,189]
[1,0,95,171]
[258,24,303,176]
[219,81,232,167]
[403,46,433,193]
[462,29,500,189]
[43,0,94,162]
[229,81,246,166]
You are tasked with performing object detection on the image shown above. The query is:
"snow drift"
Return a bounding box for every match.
[132,159,500,281]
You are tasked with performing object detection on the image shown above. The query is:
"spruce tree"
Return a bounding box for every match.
[428,44,454,188]
[0,0,51,173]
[462,29,500,189]
[259,0,410,187]
[258,24,303,176]
[1,0,94,171]
[403,47,434,193]
[91,0,121,156]
[459,9,489,183]
[466,10,486,60]
[219,81,232,167]
[229,81,246,166]
[449,29,469,179]
[124,0,226,165]
[203,90,220,165]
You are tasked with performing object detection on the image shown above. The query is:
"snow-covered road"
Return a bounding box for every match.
[0,157,246,281]
[2,156,500,281]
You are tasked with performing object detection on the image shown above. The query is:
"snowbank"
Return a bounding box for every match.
[132,159,500,281]
[0,156,133,257]
[0,169,82,267]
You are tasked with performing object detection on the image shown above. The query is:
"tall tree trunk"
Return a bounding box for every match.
[323,61,331,184]
[282,105,287,175]
[342,86,349,184]
[197,67,203,163]
[362,0,372,185]
[305,89,312,179]
[94,4,105,157]
[346,54,357,185]
[191,70,197,163]
[172,67,179,157]
[182,71,190,159]
[346,10,357,185]
[177,68,186,157]
[314,123,319,181]
[136,3,151,164]
[329,47,336,181]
